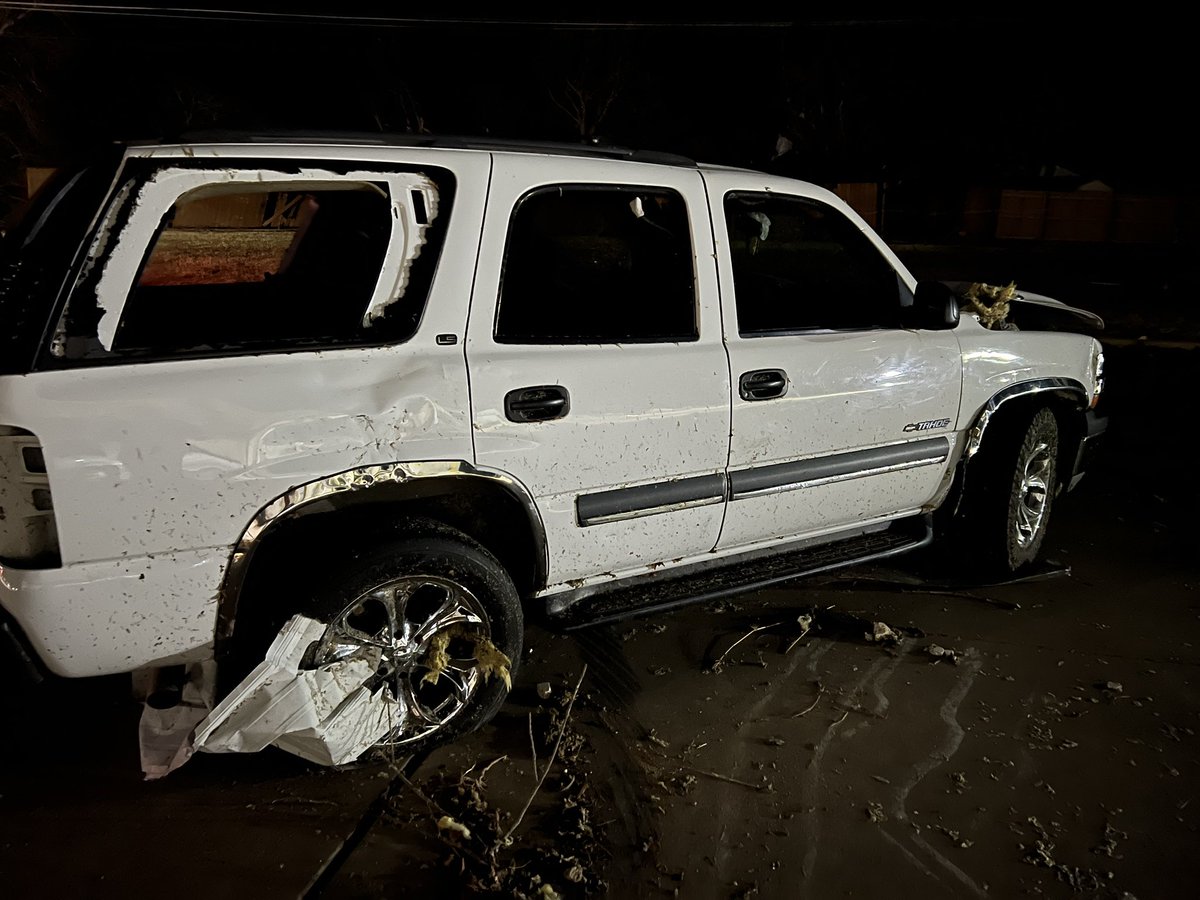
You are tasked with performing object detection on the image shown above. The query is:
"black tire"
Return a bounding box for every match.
[958,407,1059,574]
[232,519,522,756]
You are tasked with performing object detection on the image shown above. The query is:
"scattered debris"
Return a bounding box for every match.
[934,824,973,848]
[138,660,216,780]
[423,624,512,690]
[645,728,670,749]
[1020,815,1115,893]
[866,801,887,823]
[1091,822,1128,859]
[961,281,1016,330]
[785,614,813,653]
[537,682,553,700]
[866,621,900,644]
[437,814,472,840]
[503,666,588,845]
[792,682,825,718]
[706,621,783,674]
[193,615,399,768]
[395,667,605,898]
[1095,681,1124,695]
[926,644,962,664]
[685,767,774,793]
[764,736,786,747]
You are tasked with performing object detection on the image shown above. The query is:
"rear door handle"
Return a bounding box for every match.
[739,369,788,401]
[505,385,571,423]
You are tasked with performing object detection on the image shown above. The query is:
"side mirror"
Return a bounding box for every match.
[903,281,960,330]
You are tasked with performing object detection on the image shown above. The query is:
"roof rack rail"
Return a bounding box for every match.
[151,131,696,167]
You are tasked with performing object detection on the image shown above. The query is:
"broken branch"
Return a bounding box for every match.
[501,665,588,846]
[792,684,826,718]
[685,767,773,793]
[709,621,784,673]
[528,712,539,782]
[478,755,506,785]
[785,626,812,654]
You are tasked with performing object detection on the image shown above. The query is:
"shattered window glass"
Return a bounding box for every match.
[724,192,901,335]
[53,164,453,362]
[496,186,697,344]
[114,185,391,352]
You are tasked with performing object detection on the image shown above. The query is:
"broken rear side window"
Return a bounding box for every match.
[54,165,452,361]
[496,185,698,344]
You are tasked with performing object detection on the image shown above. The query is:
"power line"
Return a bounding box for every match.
[0,3,801,29]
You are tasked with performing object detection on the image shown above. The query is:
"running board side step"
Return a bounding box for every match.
[543,516,933,630]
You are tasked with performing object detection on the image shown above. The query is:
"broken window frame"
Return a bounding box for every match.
[38,158,455,367]
[494,183,700,345]
[723,191,905,337]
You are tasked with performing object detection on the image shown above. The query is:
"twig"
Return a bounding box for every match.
[785,625,812,654]
[479,755,506,785]
[685,767,772,793]
[709,621,784,672]
[393,769,447,818]
[528,712,539,782]
[792,684,826,718]
[500,665,587,846]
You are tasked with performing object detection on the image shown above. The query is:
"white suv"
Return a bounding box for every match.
[0,136,1105,751]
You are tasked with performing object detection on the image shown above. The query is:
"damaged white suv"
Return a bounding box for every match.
[0,135,1105,757]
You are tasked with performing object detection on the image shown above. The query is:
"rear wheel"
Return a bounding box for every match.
[234,520,522,755]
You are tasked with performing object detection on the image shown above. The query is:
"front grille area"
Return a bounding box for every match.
[0,426,61,567]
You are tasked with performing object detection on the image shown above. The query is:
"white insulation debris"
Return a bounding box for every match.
[138,660,216,780]
[193,614,397,767]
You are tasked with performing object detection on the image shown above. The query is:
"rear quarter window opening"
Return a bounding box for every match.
[50,162,454,363]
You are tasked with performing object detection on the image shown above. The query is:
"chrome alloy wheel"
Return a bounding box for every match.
[311,575,491,747]
[1014,441,1052,549]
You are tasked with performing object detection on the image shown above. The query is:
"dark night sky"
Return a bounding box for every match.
[0,6,1191,206]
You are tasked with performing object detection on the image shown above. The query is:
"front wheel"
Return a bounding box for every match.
[959,407,1059,574]
[296,522,523,754]
[1005,409,1058,567]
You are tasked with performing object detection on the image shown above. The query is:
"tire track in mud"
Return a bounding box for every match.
[711,639,830,883]
[884,648,986,898]
[798,649,903,885]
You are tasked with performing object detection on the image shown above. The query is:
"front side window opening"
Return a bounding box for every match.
[724,192,901,335]
[496,185,698,344]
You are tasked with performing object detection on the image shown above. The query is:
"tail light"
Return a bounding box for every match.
[0,426,61,567]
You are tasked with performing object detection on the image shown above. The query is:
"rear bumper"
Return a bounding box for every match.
[0,548,224,677]
[0,607,49,684]
[1068,409,1108,491]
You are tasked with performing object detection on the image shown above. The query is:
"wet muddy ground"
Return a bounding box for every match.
[1,343,1197,899]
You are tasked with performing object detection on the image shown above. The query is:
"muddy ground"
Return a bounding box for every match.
[1,343,1196,899]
